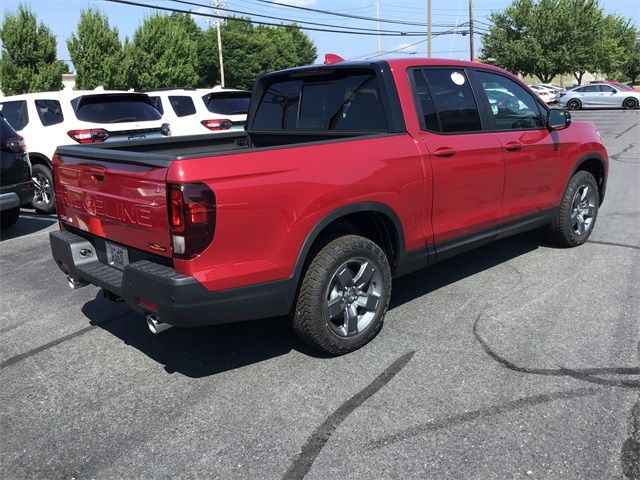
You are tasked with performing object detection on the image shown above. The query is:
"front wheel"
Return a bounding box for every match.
[291,235,392,355]
[623,97,639,110]
[32,163,56,214]
[547,171,599,247]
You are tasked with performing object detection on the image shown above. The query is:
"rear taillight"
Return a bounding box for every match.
[4,135,26,153]
[67,129,109,143]
[201,119,232,131]
[167,183,216,259]
[161,123,171,136]
[559,92,566,97]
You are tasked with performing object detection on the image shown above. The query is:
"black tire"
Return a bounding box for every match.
[0,206,20,229]
[623,97,639,110]
[567,99,581,110]
[291,234,392,355]
[547,171,599,247]
[31,163,56,214]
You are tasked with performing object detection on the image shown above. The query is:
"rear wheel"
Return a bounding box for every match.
[0,206,20,229]
[567,99,581,110]
[32,163,55,214]
[623,97,639,109]
[547,171,599,247]
[291,235,392,355]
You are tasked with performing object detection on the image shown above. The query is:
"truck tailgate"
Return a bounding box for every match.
[54,153,171,258]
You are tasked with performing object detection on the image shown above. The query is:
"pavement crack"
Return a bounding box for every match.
[282,350,415,480]
[615,123,639,139]
[369,387,601,449]
[587,240,640,251]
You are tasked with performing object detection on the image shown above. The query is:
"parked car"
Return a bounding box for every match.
[50,58,608,355]
[559,83,640,110]
[146,87,251,137]
[0,90,170,213]
[529,84,558,103]
[0,115,33,228]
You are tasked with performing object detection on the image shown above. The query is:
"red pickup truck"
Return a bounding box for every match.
[50,58,608,354]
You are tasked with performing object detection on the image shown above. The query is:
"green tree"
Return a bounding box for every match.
[0,5,66,95]
[68,9,126,90]
[128,13,203,89]
[205,19,317,90]
[620,35,640,84]
[480,0,635,84]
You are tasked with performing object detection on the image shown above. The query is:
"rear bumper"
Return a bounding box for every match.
[49,230,295,327]
[0,181,33,211]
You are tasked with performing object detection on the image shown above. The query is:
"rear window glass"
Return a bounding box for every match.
[169,95,196,117]
[35,99,64,126]
[0,100,29,131]
[252,70,387,131]
[203,92,251,116]
[149,96,164,115]
[71,94,162,123]
[1,115,19,138]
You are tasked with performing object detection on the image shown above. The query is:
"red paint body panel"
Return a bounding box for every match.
[54,154,171,257]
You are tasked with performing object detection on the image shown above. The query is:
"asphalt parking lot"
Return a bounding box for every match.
[1,108,639,479]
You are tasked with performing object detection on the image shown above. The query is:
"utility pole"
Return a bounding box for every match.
[376,2,381,56]
[214,0,225,87]
[468,0,474,61]
[427,0,432,57]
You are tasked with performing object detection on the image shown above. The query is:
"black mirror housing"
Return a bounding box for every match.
[548,109,571,130]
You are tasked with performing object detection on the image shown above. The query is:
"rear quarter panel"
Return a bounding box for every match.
[168,134,427,290]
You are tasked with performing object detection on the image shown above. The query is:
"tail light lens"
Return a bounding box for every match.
[161,123,171,136]
[67,129,109,144]
[201,119,232,131]
[3,135,26,153]
[167,183,216,259]
[559,92,566,97]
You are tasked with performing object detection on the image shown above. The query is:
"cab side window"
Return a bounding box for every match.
[168,96,196,117]
[475,70,544,130]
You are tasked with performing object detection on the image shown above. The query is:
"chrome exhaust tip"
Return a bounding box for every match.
[146,314,172,334]
[67,275,89,289]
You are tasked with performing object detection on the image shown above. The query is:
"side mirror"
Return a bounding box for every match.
[548,109,571,130]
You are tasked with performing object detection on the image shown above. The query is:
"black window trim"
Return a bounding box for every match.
[467,68,549,134]
[407,66,488,136]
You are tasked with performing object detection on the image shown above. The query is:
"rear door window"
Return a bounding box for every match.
[252,70,388,131]
[420,69,482,133]
[203,92,251,116]
[0,100,29,131]
[168,95,196,117]
[35,99,64,126]
[71,94,162,123]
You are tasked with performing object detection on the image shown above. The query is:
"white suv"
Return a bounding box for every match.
[0,90,169,213]
[146,87,251,137]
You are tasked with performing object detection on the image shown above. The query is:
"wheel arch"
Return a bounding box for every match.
[28,152,52,168]
[292,202,406,285]
[571,154,607,204]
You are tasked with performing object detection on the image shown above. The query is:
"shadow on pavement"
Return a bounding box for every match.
[83,230,544,378]
[0,209,56,241]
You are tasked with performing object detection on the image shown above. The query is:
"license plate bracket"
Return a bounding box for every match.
[106,241,130,269]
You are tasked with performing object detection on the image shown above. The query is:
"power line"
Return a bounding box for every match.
[249,0,435,27]
[168,0,453,34]
[104,0,457,36]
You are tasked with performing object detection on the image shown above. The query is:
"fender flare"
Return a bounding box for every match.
[291,202,406,285]
[569,152,607,203]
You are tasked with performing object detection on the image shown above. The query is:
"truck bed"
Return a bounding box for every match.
[55,130,386,167]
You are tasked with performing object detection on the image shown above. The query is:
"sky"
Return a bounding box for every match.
[2,0,640,73]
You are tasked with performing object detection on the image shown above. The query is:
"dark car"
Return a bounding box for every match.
[1,115,33,228]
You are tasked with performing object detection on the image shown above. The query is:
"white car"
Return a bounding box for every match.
[145,87,251,137]
[529,85,558,104]
[0,90,169,213]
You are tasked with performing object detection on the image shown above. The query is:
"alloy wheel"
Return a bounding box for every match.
[32,171,52,208]
[571,184,596,236]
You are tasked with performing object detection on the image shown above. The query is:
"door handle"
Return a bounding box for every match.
[504,142,522,152]
[433,147,456,158]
